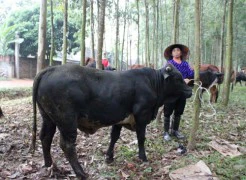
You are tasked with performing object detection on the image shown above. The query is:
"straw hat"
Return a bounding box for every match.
[164,44,190,60]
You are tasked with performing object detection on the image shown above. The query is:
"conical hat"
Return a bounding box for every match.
[164,44,190,60]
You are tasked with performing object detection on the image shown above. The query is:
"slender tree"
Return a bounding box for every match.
[187,0,201,150]
[37,0,47,73]
[144,0,150,66]
[222,0,234,106]
[136,0,140,64]
[220,0,227,68]
[90,0,95,59]
[120,1,127,70]
[172,0,180,43]
[80,0,87,66]
[97,0,106,70]
[62,0,68,65]
[49,0,54,66]
[115,0,119,69]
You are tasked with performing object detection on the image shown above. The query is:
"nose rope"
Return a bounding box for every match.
[190,80,217,118]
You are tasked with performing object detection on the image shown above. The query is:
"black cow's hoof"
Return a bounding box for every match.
[139,156,148,162]
[105,156,114,164]
[78,173,89,180]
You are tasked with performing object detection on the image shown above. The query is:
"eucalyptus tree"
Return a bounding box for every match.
[49,0,55,66]
[172,0,180,43]
[120,0,128,70]
[222,0,234,106]
[37,0,47,73]
[187,0,201,150]
[219,0,227,68]
[80,0,87,66]
[62,0,68,65]
[114,0,119,69]
[97,0,106,70]
[144,0,150,66]
[90,0,95,59]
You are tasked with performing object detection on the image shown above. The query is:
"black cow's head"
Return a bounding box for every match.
[161,63,192,104]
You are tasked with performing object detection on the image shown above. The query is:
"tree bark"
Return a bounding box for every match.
[220,0,227,69]
[80,0,87,66]
[187,0,201,151]
[222,0,234,106]
[90,0,95,59]
[120,1,127,70]
[136,0,140,65]
[62,0,68,65]
[37,0,47,73]
[49,0,54,66]
[115,0,119,69]
[144,0,150,66]
[96,0,106,70]
[172,0,180,43]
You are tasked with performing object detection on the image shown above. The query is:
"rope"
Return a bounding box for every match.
[191,79,217,118]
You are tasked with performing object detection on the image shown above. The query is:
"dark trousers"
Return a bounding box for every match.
[164,95,186,118]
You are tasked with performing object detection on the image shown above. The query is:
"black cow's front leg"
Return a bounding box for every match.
[106,125,122,164]
[136,124,147,162]
[59,126,88,180]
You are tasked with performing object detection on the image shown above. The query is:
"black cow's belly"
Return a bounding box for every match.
[77,114,136,134]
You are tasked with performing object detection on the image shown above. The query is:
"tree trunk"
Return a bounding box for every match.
[144,0,150,66]
[187,0,201,151]
[62,0,68,65]
[222,0,234,106]
[90,0,95,59]
[96,0,106,70]
[220,0,227,69]
[155,0,159,68]
[136,0,140,65]
[37,0,47,73]
[115,0,119,69]
[152,0,156,68]
[49,0,55,66]
[120,1,127,70]
[80,0,87,66]
[172,0,180,43]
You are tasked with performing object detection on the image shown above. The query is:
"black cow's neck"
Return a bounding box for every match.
[153,69,165,107]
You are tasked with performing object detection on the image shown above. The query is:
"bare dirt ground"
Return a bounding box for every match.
[0,81,245,180]
[0,79,33,88]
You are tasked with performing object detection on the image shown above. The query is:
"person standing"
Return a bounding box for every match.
[163,44,194,141]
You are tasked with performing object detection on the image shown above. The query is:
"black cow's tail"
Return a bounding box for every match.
[29,67,54,154]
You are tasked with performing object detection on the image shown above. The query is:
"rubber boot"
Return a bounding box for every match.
[163,117,171,141]
[172,116,185,139]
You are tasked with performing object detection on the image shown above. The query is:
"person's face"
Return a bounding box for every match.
[172,47,182,58]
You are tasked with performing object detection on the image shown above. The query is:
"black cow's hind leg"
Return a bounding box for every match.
[59,126,88,180]
[40,116,56,167]
[136,124,147,162]
[106,125,122,164]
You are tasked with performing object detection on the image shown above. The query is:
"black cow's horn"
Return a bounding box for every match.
[166,66,172,72]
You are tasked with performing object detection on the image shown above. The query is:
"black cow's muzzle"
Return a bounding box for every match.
[184,86,192,98]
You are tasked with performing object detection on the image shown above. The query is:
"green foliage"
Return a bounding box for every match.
[0,23,16,55]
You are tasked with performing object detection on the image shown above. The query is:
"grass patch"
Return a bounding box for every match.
[0,87,32,100]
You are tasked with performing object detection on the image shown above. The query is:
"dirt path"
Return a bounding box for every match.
[0,79,33,88]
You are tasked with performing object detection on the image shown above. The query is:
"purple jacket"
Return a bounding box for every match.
[167,59,194,79]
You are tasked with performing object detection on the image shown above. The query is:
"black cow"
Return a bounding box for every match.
[31,63,192,179]
[236,72,246,85]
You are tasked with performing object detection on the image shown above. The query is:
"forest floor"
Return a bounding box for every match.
[0,81,245,180]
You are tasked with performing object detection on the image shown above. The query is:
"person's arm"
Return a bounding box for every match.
[185,62,194,79]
